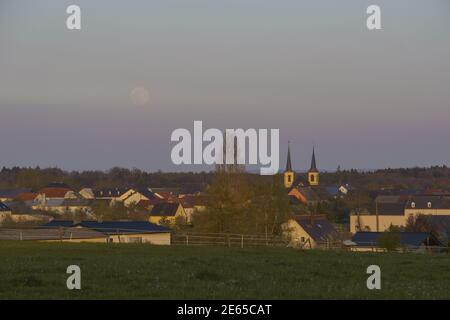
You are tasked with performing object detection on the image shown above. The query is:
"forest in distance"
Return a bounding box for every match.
[0,165,449,192]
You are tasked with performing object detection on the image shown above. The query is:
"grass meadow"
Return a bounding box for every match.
[0,241,449,299]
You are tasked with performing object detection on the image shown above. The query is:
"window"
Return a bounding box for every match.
[287,176,292,182]
[301,237,305,243]
[310,174,315,182]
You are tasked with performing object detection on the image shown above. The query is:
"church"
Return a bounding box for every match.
[283,143,333,206]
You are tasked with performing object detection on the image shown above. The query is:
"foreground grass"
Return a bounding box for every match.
[0,241,449,299]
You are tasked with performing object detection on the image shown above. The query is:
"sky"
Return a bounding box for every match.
[0,0,449,172]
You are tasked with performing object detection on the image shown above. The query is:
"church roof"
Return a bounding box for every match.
[309,147,318,173]
[285,142,292,172]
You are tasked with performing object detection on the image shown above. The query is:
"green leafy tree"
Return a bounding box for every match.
[378,228,401,252]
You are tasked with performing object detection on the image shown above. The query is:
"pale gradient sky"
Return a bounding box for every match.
[0,0,449,172]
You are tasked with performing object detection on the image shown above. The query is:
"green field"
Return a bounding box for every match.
[0,241,449,300]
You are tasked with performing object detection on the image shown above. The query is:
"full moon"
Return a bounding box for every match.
[130,87,150,106]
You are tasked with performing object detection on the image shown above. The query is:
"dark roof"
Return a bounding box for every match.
[308,148,318,173]
[293,215,338,242]
[0,201,11,212]
[406,196,450,210]
[134,187,157,200]
[289,195,302,206]
[61,199,93,206]
[0,189,32,199]
[297,186,320,202]
[39,220,75,228]
[39,220,170,235]
[45,182,70,189]
[150,203,181,217]
[373,202,405,216]
[292,175,306,187]
[369,189,421,200]
[285,142,292,172]
[325,186,340,196]
[78,221,170,234]
[94,188,128,198]
[351,232,443,247]
[149,187,182,195]
[375,195,405,203]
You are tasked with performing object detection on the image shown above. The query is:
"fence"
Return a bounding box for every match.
[0,227,171,245]
[172,232,288,248]
[0,228,448,253]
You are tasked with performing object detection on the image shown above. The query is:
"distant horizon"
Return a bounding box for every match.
[1,1,449,171]
[0,164,448,175]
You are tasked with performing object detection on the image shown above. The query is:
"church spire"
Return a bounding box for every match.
[285,141,292,172]
[308,146,319,186]
[310,147,318,172]
[284,141,295,188]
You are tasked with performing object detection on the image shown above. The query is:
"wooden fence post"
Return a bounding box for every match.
[241,234,244,248]
[186,234,189,246]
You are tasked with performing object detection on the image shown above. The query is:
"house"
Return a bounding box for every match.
[405,196,450,216]
[350,195,450,233]
[0,189,32,202]
[349,232,444,252]
[37,220,171,245]
[119,187,160,207]
[15,192,39,203]
[0,202,12,225]
[178,194,206,224]
[31,198,93,215]
[94,188,128,201]
[282,215,340,249]
[150,187,181,200]
[288,186,321,205]
[325,184,351,198]
[149,202,187,225]
[350,200,407,233]
[79,188,95,199]
[36,187,77,201]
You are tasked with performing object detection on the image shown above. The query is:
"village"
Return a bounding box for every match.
[1,145,449,253]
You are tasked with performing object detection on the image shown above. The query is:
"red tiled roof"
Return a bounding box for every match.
[136,198,164,208]
[38,187,72,198]
[15,192,39,201]
[178,195,205,208]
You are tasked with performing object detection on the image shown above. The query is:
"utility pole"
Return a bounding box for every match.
[375,200,379,232]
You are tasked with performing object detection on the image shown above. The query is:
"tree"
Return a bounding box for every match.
[378,228,401,252]
[91,201,128,221]
[193,171,291,236]
[405,214,433,232]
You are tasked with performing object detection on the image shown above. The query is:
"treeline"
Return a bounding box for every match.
[0,167,214,193]
[1,165,449,193]
[320,166,450,191]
